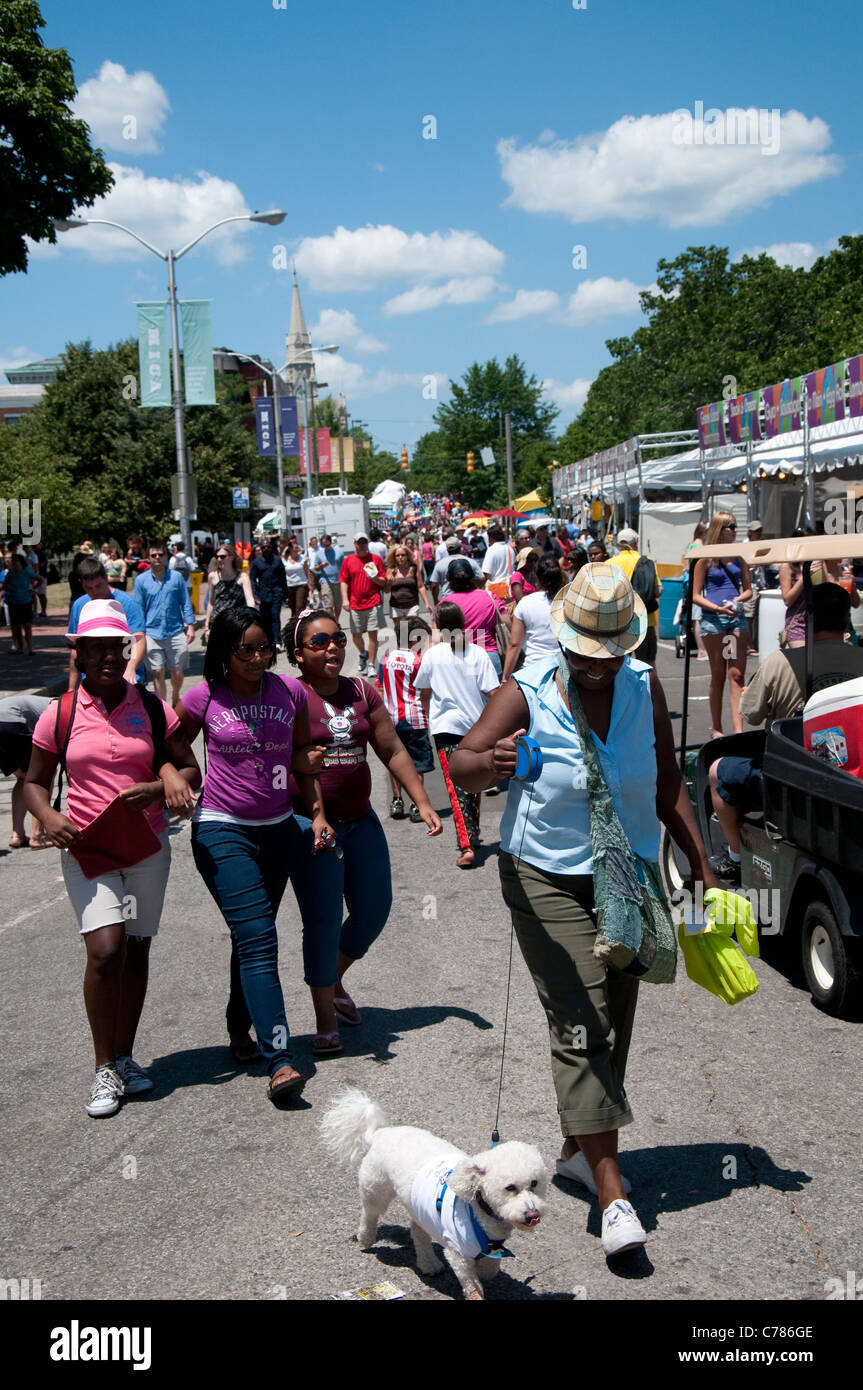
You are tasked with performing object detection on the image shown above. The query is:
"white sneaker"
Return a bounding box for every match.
[86,1065,125,1118]
[556,1150,631,1196]
[115,1054,153,1095]
[601,1199,647,1256]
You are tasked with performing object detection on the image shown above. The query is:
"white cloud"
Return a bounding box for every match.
[53,163,258,265]
[735,237,840,270]
[485,289,560,323]
[73,61,170,155]
[383,276,499,317]
[1,346,41,379]
[556,276,650,326]
[541,376,593,412]
[308,309,388,355]
[295,225,504,291]
[317,355,442,399]
[498,109,840,227]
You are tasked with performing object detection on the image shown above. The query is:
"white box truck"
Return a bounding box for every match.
[299,490,371,551]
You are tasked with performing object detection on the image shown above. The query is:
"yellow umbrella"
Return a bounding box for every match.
[462,514,491,527]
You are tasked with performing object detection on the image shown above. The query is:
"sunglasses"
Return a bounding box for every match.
[233,641,273,660]
[303,631,348,650]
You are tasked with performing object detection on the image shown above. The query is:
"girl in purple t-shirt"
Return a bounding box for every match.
[176,607,333,1105]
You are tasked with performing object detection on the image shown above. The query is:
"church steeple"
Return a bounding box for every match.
[283,265,315,400]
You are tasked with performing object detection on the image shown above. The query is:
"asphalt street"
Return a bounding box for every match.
[0,630,859,1305]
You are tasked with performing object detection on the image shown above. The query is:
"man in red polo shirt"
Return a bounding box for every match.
[340,532,388,675]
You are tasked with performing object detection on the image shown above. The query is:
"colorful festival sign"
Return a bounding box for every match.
[848,356,863,420]
[761,376,803,437]
[806,361,846,428]
[136,302,171,408]
[179,301,216,405]
[696,401,726,449]
[726,390,762,444]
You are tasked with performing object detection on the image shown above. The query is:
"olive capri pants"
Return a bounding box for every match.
[498,852,638,1138]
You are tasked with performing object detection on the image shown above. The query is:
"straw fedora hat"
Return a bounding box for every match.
[549,562,646,659]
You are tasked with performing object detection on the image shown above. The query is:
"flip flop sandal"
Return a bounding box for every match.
[8,835,29,849]
[28,834,52,849]
[333,993,361,1026]
[267,1070,306,1104]
[313,1031,343,1056]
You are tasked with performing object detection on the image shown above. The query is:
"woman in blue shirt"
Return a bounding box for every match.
[691,512,752,737]
[4,553,37,655]
[451,564,717,1260]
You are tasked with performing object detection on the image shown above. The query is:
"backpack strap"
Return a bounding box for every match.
[139,687,168,770]
[52,687,79,812]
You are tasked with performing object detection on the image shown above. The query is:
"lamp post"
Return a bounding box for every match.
[54,210,286,552]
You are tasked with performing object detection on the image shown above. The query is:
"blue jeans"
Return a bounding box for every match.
[192,817,303,1075]
[291,810,392,987]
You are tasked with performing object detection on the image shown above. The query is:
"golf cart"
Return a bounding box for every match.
[661,533,863,1017]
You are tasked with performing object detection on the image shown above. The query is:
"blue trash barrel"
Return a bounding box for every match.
[659,577,684,639]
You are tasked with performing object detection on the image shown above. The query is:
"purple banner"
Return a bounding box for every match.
[762,377,803,437]
[255,397,276,457]
[849,356,863,420]
[279,396,299,455]
[806,361,846,428]
[726,390,762,444]
[697,401,726,449]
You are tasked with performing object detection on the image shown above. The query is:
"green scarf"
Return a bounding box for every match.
[557,653,677,984]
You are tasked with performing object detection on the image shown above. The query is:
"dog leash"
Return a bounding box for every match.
[491,735,542,1147]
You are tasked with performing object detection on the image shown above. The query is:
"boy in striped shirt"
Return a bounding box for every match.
[381,617,434,822]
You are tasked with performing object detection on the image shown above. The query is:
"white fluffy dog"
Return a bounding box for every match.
[321,1088,548,1301]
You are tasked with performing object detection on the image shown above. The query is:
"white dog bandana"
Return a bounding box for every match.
[410,1155,498,1261]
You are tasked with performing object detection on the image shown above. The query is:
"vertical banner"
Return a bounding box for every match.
[299,428,311,476]
[341,436,355,473]
[279,397,299,455]
[136,302,171,408]
[316,427,332,474]
[806,361,846,428]
[696,401,726,449]
[848,355,863,419]
[726,390,762,444]
[255,398,276,457]
[179,301,216,405]
[762,377,803,437]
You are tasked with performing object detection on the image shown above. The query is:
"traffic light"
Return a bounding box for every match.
[466,450,475,474]
[401,446,409,470]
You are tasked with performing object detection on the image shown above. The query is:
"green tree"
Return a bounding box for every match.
[0,340,267,547]
[0,1,114,275]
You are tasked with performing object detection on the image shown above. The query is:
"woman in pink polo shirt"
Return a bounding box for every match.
[25,600,200,1120]
[445,558,509,678]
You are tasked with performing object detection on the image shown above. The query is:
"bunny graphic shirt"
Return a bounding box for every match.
[290,676,383,822]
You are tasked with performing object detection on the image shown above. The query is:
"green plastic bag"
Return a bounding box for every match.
[678,922,759,1005]
[703,888,760,958]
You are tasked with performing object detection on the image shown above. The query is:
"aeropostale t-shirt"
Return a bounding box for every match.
[182,672,307,823]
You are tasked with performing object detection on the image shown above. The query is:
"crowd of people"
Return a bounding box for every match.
[6,496,863,1267]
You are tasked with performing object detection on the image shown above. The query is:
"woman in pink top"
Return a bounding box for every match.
[446,559,509,677]
[25,599,200,1120]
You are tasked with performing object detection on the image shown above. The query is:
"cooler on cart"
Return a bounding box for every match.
[802,676,863,779]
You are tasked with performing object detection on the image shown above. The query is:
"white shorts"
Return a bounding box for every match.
[61,834,171,938]
[146,632,189,673]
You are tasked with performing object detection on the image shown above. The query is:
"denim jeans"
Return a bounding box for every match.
[290,810,392,987]
[192,817,302,1075]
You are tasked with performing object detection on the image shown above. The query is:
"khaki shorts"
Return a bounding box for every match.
[146,632,189,673]
[349,605,381,634]
[61,833,171,938]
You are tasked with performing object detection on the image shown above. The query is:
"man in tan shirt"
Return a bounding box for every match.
[708,583,863,881]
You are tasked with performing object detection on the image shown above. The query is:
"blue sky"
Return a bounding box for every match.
[3,0,861,459]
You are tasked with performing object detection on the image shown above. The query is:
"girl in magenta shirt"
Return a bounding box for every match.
[177,607,332,1104]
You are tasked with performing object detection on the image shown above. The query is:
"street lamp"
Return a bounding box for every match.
[220,346,338,519]
[54,209,286,552]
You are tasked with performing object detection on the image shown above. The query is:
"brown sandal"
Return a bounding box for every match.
[456,848,475,869]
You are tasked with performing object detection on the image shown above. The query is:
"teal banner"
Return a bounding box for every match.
[180,300,216,405]
[136,302,171,408]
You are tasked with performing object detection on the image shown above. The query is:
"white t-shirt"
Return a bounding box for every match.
[369,541,388,561]
[414,640,500,736]
[514,591,558,665]
[435,541,449,563]
[482,541,514,583]
[283,553,308,587]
